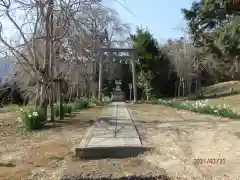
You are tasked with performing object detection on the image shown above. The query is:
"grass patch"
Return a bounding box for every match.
[152,99,240,119]
[0,104,18,113]
[48,156,65,162]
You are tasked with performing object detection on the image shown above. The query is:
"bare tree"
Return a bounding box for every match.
[0,0,130,122]
[67,4,130,97]
[163,38,203,97]
[0,0,101,120]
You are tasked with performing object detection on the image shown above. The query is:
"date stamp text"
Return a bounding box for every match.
[193,158,226,165]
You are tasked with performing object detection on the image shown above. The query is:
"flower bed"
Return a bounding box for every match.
[157,99,240,119]
[18,107,46,130]
[17,99,90,130]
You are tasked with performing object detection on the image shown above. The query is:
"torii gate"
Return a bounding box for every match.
[97,48,137,102]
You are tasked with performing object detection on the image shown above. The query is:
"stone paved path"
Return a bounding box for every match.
[76,102,146,158]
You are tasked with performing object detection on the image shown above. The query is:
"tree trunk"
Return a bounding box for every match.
[188,79,192,94]
[174,81,177,97]
[58,80,64,120]
[40,83,47,119]
[49,0,54,123]
[183,80,185,97]
[98,53,103,102]
[195,79,198,96]
[49,86,54,122]
[199,79,202,96]
[76,84,79,98]
[40,0,53,121]
[36,82,40,107]
[146,92,149,101]
[178,79,181,97]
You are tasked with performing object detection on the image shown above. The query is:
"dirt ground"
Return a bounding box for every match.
[128,103,240,180]
[0,104,166,180]
[1,102,240,180]
[0,106,102,180]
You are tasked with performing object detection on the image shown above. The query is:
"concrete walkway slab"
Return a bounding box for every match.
[76,102,150,158]
[88,137,141,147]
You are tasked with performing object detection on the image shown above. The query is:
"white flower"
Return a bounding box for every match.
[214,110,218,113]
[32,111,38,116]
[28,114,32,118]
[16,117,22,122]
[216,105,221,109]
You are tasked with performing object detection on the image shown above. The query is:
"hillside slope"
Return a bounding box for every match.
[196,81,240,111]
[202,81,240,96]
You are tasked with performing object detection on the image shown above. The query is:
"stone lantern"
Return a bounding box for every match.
[111,80,125,101]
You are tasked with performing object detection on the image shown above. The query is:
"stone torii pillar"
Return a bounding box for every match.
[131,52,137,102]
[98,52,103,101]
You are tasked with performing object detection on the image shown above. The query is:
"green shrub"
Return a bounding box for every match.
[53,99,89,119]
[82,100,89,108]
[71,102,77,112]
[75,99,89,110]
[20,107,45,130]
[62,104,68,115]
[54,104,60,117]
[59,103,74,116]
[66,103,73,114]
[54,103,66,117]
[89,97,97,104]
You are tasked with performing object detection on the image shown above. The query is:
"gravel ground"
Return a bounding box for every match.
[61,175,170,180]
[128,103,240,180]
[61,157,167,179]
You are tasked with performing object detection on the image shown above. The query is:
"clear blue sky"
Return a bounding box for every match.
[104,0,193,43]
